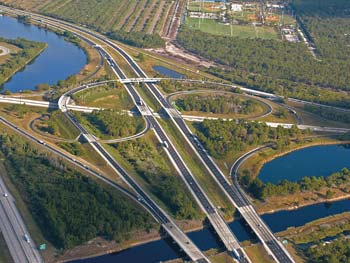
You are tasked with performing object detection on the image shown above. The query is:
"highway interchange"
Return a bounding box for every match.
[0,5,349,263]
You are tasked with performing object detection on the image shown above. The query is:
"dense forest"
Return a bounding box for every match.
[77,110,144,138]
[175,94,260,115]
[194,119,303,159]
[241,167,350,200]
[114,138,200,220]
[0,132,154,249]
[176,0,350,108]
[0,37,46,86]
[305,236,350,263]
[108,30,165,48]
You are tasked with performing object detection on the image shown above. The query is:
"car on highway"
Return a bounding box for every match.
[24,234,30,243]
[3,192,8,197]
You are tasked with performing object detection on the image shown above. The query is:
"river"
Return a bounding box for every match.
[0,15,86,92]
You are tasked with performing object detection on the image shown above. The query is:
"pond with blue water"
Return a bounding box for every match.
[0,15,86,92]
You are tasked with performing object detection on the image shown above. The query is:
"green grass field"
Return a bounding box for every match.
[72,84,134,110]
[185,17,279,39]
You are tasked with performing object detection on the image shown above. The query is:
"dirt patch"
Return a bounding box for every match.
[147,41,214,68]
[57,229,161,263]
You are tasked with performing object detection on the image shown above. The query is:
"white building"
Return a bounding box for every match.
[231,4,243,12]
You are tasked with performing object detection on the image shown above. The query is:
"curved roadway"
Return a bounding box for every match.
[166,89,273,120]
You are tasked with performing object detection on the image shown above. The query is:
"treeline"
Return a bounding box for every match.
[292,0,350,62]
[0,37,46,86]
[108,30,165,48]
[176,24,350,108]
[241,167,350,200]
[304,105,350,124]
[82,109,144,138]
[176,94,259,115]
[177,28,350,91]
[114,139,200,220]
[0,132,154,249]
[159,79,241,94]
[305,236,350,263]
[195,119,304,159]
[208,66,350,109]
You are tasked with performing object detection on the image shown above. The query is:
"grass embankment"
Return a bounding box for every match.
[134,83,162,112]
[257,101,297,124]
[278,212,350,245]
[244,244,274,263]
[237,137,350,213]
[36,110,81,139]
[288,101,350,128]
[0,232,13,263]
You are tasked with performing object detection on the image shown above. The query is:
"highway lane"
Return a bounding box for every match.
[0,165,43,263]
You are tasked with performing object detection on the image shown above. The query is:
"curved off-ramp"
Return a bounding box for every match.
[167,89,273,120]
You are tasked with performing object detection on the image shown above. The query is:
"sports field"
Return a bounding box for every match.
[185,17,279,39]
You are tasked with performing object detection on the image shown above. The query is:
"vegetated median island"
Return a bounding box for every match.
[0,37,46,88]
[177,0,350,109]
[74,109,145,139]
[110,136,201,220]
[174,93,266,118]
[0,130,155,253]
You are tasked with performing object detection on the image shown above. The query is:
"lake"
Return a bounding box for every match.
[0,15,86,92]
[259,144,350,184]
